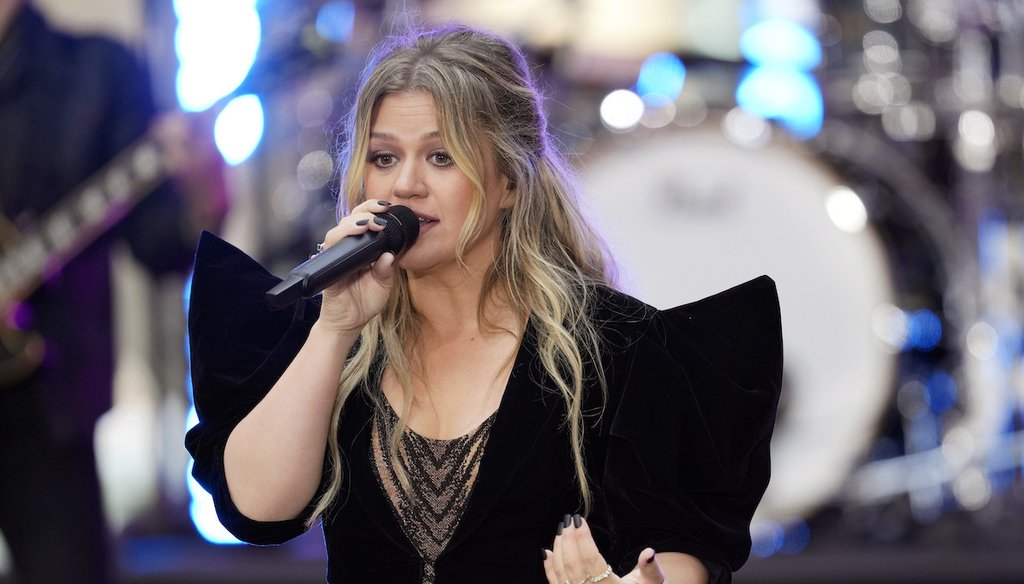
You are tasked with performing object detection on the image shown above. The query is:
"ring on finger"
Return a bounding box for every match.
[590,565,614,582]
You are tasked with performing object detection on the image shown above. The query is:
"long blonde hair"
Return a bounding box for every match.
[310,24,612,522]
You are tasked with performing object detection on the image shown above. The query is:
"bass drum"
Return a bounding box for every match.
[578,113,979,522]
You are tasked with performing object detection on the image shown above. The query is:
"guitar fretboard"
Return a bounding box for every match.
[0,136,168,307]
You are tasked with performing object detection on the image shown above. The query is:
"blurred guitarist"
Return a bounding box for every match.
[0,1,228,582]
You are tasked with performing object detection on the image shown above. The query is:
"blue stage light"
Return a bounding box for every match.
[780,519,811,555]
[740,18,821,70]
[735,66,823,139]
[316,1,356,43]
[174,1,261,113]
[736,5,823,140]
[750,521,785,557]
[924,370,957,414]
[905,309,943,351]
[636,52,686,100]
[214,94,265,166]
[174,1,262,164]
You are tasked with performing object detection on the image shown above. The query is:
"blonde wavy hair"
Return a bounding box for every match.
[310,24,612,522]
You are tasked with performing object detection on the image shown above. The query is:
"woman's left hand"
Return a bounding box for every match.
[543,514,664,584]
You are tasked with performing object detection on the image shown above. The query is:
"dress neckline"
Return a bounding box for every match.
[379,398,499,444]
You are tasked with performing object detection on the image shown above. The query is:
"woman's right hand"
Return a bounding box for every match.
[316,199,397,334]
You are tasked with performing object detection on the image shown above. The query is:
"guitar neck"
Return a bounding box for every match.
[0,133,169,309]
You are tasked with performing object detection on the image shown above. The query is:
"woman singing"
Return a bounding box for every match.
[186,23,782,584]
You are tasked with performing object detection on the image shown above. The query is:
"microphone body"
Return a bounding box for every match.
[265,205,419,309]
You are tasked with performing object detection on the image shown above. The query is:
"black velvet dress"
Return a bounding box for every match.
[185,232,783,583]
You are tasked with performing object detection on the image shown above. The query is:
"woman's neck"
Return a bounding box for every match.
[411,278,520,341]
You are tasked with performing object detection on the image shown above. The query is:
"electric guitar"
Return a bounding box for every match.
[0,134,171,386]
[0,0,340,387]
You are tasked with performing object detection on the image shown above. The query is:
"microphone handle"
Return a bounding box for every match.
[264,231,389,310]
[299,232,388,295]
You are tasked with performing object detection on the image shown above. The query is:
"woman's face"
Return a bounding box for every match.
[363,90,511,280]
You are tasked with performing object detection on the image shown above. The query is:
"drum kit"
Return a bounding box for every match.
[572,0,1024,539]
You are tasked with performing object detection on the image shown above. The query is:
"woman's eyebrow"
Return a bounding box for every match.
[369,130,442,142]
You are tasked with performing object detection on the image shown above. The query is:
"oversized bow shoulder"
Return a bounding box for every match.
[600,276,783,574]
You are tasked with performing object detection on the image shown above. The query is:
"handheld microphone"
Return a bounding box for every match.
[265,204,419,310]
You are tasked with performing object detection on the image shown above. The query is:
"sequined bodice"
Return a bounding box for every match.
[371,404,496,583]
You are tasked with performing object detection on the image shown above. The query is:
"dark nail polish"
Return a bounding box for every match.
[373,216,388,226]
[355,219,369,226]
[541,549,548,561]
[556,522,563,536]
[377,200,392,206]
[647,551,656,564]
[563,514,572,528]
[573,514,581,528]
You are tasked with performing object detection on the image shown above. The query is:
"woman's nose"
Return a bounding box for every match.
[392,160,426,199]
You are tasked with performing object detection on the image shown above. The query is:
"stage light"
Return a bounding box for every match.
[906,309,943,351]
[924,370,957,414]
[966,321,998,360]
[174,0,261,113]
[780,519,811,555]
[865,0,903,24]
[958,110,996,147]
[635,52,686,100]
[872,303,909,352]
[599,90,644,132]
[739,18,821,70]
[721,107,772,148]
[825,186,869,234]
[640,94,676,129]
[953,467,992,510]
[296,150,335,190]
[736,3,823,140]
[316,1,355,43]
[214,95,265,166]
[749,520,785,558]
[174,0,263,165]
[735,66,823,139]
[881,102,937,142]
[185,407,243,545]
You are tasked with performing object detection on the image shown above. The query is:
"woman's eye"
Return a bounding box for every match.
[371,153,396,167]
[430,152,453,166]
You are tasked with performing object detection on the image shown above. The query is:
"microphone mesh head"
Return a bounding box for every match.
[380,204,420,252]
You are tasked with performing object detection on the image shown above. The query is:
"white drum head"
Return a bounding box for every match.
[581,122,896,521]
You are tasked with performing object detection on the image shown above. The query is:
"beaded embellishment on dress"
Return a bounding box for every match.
[371,404,496,584]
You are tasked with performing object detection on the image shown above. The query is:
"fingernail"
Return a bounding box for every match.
[355,219,369,226]
[373,217,388,226]
[573,514,581,528]
[541,549,548,561]
[556,522,564,536]
[647,551,657,564]
[563,514,572,529]
[377,200,392,206]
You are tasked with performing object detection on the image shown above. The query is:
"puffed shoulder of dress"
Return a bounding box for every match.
[598,275,782,574]
[184,231,322,544]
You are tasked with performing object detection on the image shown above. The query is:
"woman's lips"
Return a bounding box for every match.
[416,215,438,235]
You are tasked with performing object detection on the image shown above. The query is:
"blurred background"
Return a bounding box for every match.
[2,0,1023,582]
